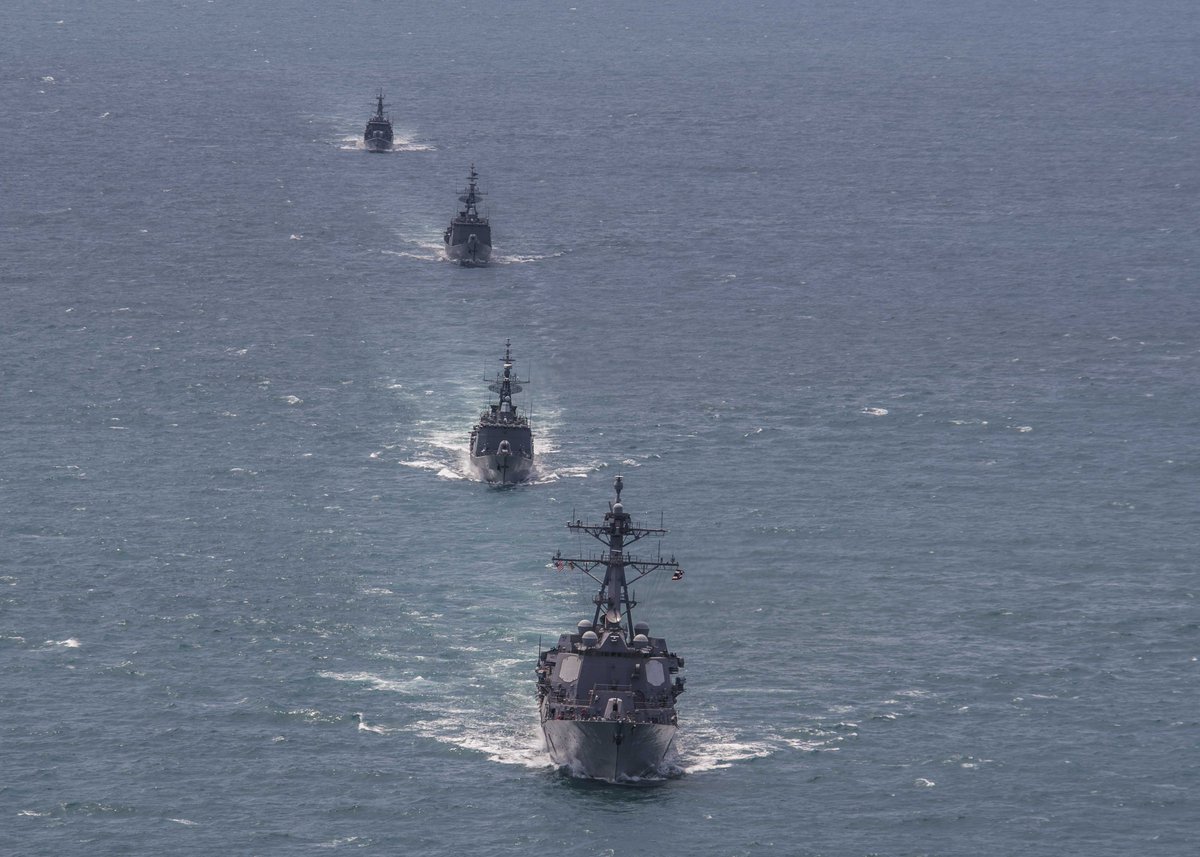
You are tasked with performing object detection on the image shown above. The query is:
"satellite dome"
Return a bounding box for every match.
[577,620,593,633]
[581,631,599,647]
[634,622,650,635]
[612,502,623,514]
[633,634,650,647]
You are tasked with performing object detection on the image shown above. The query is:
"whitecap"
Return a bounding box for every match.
[315,836,361,848]
[318,670,429,694]
[353,713,394,735]
[862,407,889,416]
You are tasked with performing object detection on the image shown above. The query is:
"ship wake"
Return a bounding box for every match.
[337,134,435,152]
[487,250,568,265]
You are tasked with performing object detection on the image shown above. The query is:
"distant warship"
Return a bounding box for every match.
[444,165,491,266]
[537,476,687,781]
[468,340,533,484]
[363,91,393,152]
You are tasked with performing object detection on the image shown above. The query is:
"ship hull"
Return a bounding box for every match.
[364,138,392,152]
[444,222,492,266]
[445,239,492,266]
[469,452,533,484]
[541,717,677,781]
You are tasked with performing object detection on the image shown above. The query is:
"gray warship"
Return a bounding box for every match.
[443,165,492,266]
[363,91,393,152]
[468,340,533,484]
[536,476,687,781]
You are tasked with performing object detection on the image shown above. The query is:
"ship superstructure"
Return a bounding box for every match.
[468,340,533,484]
[443,165,492,266]
[536,476,687,781]
[363,91,393,152]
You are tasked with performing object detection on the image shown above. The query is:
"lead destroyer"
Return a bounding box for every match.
[468,340,533,484]
[537,476,687,780]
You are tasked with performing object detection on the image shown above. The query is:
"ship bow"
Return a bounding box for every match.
[542,719,676,781]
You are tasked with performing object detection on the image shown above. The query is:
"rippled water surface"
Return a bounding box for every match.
[3,1,1198,854]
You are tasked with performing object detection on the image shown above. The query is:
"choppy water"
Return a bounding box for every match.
[3,1,1198,854]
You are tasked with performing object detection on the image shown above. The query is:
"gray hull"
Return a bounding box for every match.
[364,138,392,152]
[446,240,492,266]
[470,452,533,484]
[541,717,677,781]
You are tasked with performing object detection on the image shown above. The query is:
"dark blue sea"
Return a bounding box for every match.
[3,1,1198,854]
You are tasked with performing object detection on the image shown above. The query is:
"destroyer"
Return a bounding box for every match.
[468,340,533,484]
[363,91,393,152]
[443,165,491,265]
[537,476,687,781]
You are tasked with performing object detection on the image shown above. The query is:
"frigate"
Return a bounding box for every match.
[536,476,687,781]
[443,165,492,266]
[468,340,533,484]
[363,91,393,152]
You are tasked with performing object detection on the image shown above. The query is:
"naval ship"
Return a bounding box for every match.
[363,91,393,152]
[537,476,687,781]
[443,165,491,266]
[468,340,533,484]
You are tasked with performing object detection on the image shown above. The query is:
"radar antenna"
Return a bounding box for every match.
[550,476,681,636]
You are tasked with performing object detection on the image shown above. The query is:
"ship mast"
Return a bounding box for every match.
[486,339,526,422]
[499,339,515,412]
[457,164,485,218]
[552,476,680,636]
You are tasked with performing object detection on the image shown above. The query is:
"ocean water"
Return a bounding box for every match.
[3,0,1198,854]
